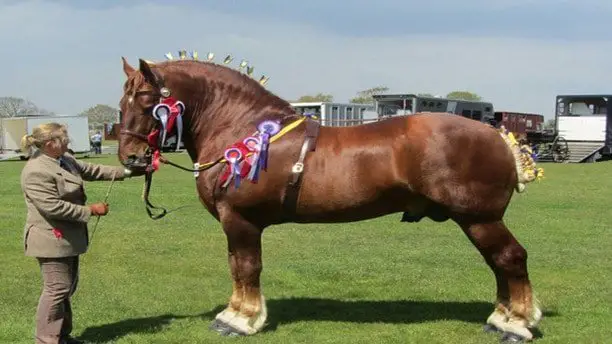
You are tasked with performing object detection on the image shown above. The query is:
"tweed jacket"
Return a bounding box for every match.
[20,151,126,258]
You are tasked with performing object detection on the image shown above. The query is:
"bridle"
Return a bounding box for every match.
[120,82,187,220]
[120,128,149,142]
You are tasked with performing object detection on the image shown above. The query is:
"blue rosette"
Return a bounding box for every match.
[257,120,281,172]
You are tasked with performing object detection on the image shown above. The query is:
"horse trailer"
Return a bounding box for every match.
[291,102,377,127]
[372,94,495,124]
[493,111,544,136]
[554,94,612,162]
[0,115,91,160]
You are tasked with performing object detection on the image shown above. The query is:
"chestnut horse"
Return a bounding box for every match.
[117,57,542,342]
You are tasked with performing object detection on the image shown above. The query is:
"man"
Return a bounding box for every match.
[90,131,102,154]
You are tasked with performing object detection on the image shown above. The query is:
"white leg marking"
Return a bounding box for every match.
[226,294,268,335]
[215,308,238,323]
[251,294,268,331]
[529,304,543,328]
[486,308,508,329]
[228,315,257,335]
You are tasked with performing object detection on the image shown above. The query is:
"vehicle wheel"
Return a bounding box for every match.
[552,136,569,162]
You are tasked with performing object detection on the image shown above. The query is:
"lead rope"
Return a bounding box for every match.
[89,171,117,246]
[142,162,194,220]
[71,171,117,297]
[142,169,168,219]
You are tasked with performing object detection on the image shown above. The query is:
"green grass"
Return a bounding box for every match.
[1,154,610,343]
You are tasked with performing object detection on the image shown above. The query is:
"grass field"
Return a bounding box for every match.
[1,154,610,343]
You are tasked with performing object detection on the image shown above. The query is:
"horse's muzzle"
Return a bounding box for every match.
[122,155,149,174]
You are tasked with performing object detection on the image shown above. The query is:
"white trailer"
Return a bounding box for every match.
[554,94,612,162]
[1,115,91,160]
[290,102,377,127]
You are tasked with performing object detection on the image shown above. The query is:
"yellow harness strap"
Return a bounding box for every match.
[197,117,307,169]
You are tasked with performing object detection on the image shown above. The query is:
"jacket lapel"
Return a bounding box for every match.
[57,160,83,184]
[37,153,83,184]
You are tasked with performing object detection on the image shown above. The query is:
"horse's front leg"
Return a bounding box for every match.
[210,211,267,336]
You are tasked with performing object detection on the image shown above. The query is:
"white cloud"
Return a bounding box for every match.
[0,1,609,120]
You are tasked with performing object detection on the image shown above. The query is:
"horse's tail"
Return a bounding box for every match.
[497,127,544,193]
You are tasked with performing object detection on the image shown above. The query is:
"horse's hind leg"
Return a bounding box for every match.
[458,220,542,342]
[210,211,267,336]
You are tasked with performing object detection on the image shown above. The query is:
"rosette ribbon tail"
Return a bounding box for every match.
[158,113,169,147]
[175,114,183,152]
[231,159,242,188]
[247,150,261,182]
[259,133,270,171]
[221,167,233,188]
[256,120,281,172]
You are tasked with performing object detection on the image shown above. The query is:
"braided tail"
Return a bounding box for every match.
[498,126,544,193]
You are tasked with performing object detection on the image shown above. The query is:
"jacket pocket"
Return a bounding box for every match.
[59,178,85,200]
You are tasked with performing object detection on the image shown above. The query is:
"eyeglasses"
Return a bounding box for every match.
[54,136,71,145]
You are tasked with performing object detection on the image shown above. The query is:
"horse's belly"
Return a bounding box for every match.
[294,153,411,222]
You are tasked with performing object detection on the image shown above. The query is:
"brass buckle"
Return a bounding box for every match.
[292,162,304,173]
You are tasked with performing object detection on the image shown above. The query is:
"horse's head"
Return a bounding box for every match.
[118,57,185,175]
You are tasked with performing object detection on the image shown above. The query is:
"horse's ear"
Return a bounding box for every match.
[138,58,158,85]
[122,56,135,76]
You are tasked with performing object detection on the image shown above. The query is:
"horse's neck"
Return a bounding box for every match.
[183,109,285,164]
[173,75,293,163]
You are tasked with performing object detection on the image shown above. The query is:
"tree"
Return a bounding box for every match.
[295,93,334,102]
[350,86,389,104]
[80,104,119,130]
[446,91,482,101]
[543,119,555,130]
[417,93,434,97]
[0,97,46,118]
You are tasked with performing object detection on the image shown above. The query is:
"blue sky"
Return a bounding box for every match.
[1,0,611,118]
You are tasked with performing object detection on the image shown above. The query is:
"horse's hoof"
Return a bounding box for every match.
[500,331,527,343]
[209,319,231,333]
[483,324,501,333]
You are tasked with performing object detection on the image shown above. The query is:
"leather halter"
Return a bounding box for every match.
[119,68,171,149]
[119,73,182,219]
[120,128,149,143]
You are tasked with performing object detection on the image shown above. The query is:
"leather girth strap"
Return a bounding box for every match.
[282,119,320,218]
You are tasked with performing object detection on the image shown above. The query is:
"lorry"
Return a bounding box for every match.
[0,115,91,160]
